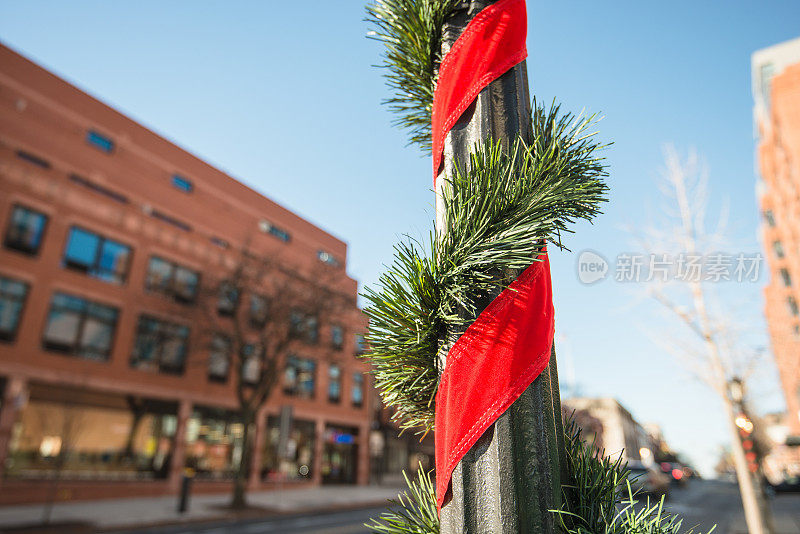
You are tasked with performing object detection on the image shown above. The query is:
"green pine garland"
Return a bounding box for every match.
[366,0,460,151]
[363,111,608,433]
[363,0,608,433]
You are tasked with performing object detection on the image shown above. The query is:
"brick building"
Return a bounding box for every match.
[752,37,800,467]
[0,43,370,504]
[562,397,655,463]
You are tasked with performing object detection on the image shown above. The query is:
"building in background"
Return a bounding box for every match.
[752,37,800,467]
[562,397,657,464]
[0,43,370,504]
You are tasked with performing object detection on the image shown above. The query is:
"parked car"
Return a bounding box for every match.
[769,474,800,493]
[627,461,671,497]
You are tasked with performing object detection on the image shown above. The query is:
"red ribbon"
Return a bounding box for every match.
[431,0,555,511]
[431,0,528,180]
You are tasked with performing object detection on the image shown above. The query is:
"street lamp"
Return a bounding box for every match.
[728,376,744,405]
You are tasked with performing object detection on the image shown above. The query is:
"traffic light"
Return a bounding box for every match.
[735,412,759,473]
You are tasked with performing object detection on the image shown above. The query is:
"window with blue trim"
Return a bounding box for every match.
[172,175,193,193]
[63,226,132,284]
[87,130,114,153]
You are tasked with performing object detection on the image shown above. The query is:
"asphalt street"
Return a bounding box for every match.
[119,480,800,534]
[119,506,386,534]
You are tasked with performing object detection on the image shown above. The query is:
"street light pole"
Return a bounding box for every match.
[436,2,566,532]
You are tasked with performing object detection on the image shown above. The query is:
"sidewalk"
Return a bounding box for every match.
[0,484,404,532]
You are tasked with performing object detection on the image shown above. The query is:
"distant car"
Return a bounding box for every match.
[769,475,800,493]
[660,462,688,487]
[627,461,671,497]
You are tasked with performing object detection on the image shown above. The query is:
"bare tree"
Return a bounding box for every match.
[193,244,350,509]
[35,401,86,525]
[634,145,772,534]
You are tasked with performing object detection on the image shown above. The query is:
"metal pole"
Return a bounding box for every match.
[436,2,566,532]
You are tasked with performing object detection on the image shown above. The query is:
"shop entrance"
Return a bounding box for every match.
[321,424,358,484]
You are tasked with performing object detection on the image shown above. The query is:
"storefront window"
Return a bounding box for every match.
[184,407,244,479]
[261,416,316,481]
[6,384,177,480]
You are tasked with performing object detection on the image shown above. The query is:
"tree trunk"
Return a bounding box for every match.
[436,2,565,532]
[231,410,254,510]
[721,394,770,534]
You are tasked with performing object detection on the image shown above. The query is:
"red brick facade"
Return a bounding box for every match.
[0,43,370,504]
[753,37,800,475]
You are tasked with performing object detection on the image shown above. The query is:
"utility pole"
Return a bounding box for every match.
[435,2,566,532]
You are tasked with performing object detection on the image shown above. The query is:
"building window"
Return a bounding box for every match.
[87,130,114,153]
[290,312,318,344]
[63,227,131,284]
[763,210,776,227]
[131,316,190,374]
[210,237,229,249]
[150,209,192,232]
[0,276,28,342]
[208,334,231,382]
[354,333,365,355]
[780,268,792,287]
[328,364,341,403]
[4,205,48,255]
[145,256,200,303]
[15,150,51,169]
[317,250,340,267]
[42,293,118,361]
[788,297,800,318]
[258,220,291,242]
[284,355,316,399]
[774,241,785,259]
[172,175,193,193]
[242,343,264,384]
[352,372,364,408]
[217,282,239,316]
[331,325,344,350]
[249,294,269,328]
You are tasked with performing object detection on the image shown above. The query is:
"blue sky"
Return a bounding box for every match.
[2,1,798,476]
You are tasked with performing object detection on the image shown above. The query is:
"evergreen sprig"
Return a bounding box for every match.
[365,419,713,533]
[366,466,439,534]
[366,0,459,151]
[362,102,609,432]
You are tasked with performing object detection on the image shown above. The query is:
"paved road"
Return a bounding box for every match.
[120,480,800,534]
[120,507,384,534]
[662,479,799,533]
